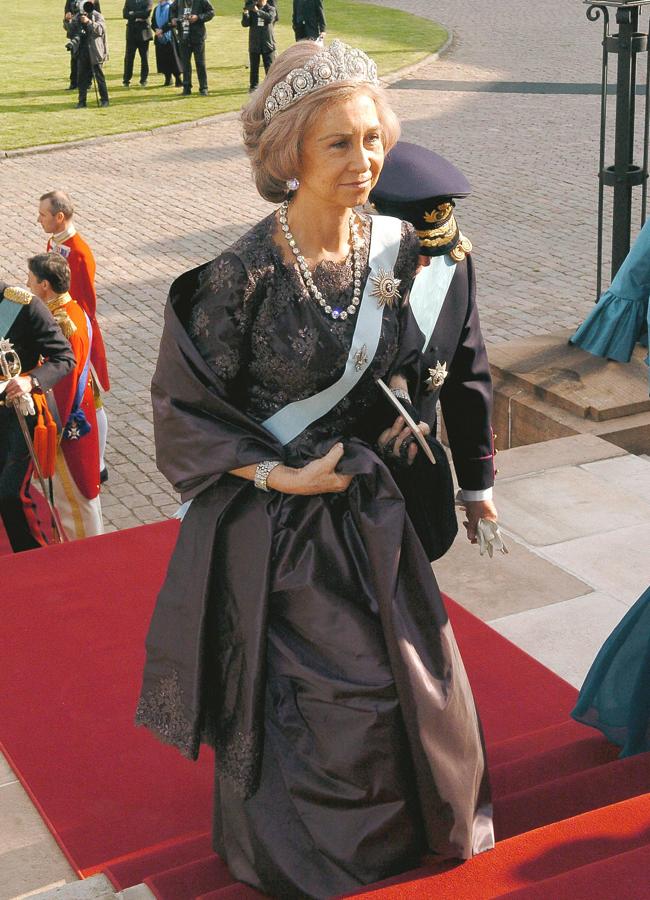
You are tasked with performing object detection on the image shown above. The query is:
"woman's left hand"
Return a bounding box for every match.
[377,415,430,466]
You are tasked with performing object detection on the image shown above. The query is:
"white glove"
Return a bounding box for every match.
[476,518,508,558]
[14,392,35,417]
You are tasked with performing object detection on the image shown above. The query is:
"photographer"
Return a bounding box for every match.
[64,1,100,88]
[122,0,154,88]
[170,0,215,96]
[66,0,110,108]
[241,0,276,93]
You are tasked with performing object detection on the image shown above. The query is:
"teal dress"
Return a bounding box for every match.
[570,219,650,367]
[572,586,650,757]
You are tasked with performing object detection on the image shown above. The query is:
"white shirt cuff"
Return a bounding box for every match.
[460,487,493,502]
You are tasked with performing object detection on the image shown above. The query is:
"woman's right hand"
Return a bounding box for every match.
[268,443,352,496]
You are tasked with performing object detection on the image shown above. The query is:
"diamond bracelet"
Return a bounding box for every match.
[254,460,282,492]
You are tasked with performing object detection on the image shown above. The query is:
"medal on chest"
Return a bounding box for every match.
[427,360,448,390]
[369,268,401,308]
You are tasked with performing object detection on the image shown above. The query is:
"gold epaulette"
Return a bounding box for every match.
[4,286,32,305]
[449,232,473,262]
[46,294,78,339]
[52,309,77,340]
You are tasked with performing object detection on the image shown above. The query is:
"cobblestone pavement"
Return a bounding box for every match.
[0,0,644,530]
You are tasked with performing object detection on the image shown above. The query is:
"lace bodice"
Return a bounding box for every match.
[184,211,420,452]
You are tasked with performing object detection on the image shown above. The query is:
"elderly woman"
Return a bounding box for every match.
[136,40,493,899]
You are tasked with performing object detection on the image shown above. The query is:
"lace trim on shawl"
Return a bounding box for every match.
[135,670,199,760]
[213,728,260,799]
[135,670,261,797]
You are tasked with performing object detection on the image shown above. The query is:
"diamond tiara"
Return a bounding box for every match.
[263,40,379,124]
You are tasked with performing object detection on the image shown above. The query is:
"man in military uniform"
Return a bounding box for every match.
[27,253,104,541]
[371,141,497,545]
[38,189,110,482]
[0,285,75,552]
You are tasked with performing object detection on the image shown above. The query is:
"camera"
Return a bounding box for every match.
[65,34,82,53]
[77,0,95,14]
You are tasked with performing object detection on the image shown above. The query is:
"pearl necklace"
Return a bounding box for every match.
[279,201,365,322]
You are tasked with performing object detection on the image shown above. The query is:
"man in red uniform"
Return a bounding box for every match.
[37,189,110,481]
[26,253,103,539]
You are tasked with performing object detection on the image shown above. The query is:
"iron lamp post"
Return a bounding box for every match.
[586,0,650,296]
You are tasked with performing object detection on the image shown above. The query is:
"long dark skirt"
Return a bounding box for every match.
[212,492,432,899]
[155,38,182,77]
[140,457,492,899]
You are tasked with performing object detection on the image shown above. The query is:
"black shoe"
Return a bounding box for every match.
[164,76,172,86]
[67,83,77,91]
[139,79,148,87]
[100,466,108,484]
[100,99,110,107]
[76,101,87,108]
[122,81,130,87]
[182,88,191,95]
[175,78,183,87]
[199,87,208,96]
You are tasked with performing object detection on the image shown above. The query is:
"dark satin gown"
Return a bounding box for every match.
[138,213,493,900]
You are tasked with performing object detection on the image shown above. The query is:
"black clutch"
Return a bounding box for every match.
[391,435,458,561]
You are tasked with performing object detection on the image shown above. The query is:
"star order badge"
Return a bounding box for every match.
[66,420,82,440]
[427,360,448,390]
[370,268,401,308]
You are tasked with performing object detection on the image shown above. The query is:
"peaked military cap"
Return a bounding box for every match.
[370,141,473,260]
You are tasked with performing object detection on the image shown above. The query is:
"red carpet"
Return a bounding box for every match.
[0,520,213,873]
[347,793,650,899]
[1,520,649,898]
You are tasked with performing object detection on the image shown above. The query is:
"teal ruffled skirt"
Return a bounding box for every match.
[572,586,650,757]
[570,219,650,364]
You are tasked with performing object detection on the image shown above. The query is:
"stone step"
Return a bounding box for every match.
[18,874,155,900]
[488,331,650,451]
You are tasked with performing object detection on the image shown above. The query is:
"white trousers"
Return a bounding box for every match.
[50,450,104,541]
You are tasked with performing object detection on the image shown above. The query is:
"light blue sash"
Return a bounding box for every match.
[175,215,402,521]
[262,215,403,446]
[0,299,23,340]
[409,255,457,351]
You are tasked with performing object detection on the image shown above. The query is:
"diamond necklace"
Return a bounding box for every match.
[279,200,365,322]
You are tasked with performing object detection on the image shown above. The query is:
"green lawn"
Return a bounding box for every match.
[0,1,446,152]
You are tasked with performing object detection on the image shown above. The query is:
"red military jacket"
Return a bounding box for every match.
[48,228,110,391]
[46,292,101,500]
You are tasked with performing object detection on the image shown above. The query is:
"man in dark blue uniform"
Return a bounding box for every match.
[0,285,75,551]
[371,142,498,544]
